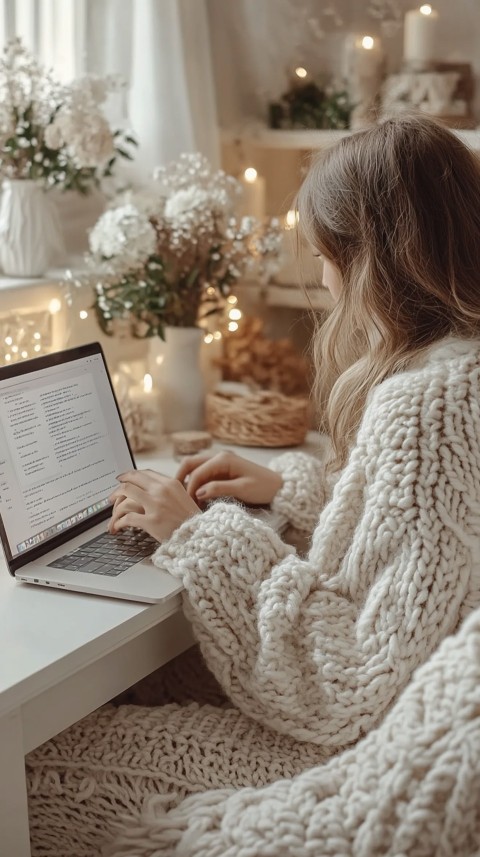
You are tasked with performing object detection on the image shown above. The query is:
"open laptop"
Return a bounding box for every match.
[0,342,183,603]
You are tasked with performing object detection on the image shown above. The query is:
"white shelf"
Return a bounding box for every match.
[240,280,333,311]
[222,127,350,150]
[222,125,480,151]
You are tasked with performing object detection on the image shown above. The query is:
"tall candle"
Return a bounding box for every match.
[345,34,384,129]
[404,5,439,68]
[345,34,384,80]
[238,167,266,219]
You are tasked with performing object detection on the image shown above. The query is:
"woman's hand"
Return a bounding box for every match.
[176,450,283,505]
[108,469,201,542]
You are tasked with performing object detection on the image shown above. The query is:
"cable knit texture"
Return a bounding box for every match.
[26,337,480,856]
[106,606,480,857]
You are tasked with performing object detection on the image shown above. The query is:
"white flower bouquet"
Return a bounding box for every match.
[0,38,135,193]
[88,153,283,338]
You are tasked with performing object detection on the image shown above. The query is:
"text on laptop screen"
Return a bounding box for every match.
[0,352,134,559]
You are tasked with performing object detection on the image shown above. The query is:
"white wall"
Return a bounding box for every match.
[208,0,480,127]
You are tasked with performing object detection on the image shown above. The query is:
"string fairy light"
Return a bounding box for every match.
[0,307,54,365]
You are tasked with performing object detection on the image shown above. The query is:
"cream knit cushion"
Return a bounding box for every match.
[106,605,480,857]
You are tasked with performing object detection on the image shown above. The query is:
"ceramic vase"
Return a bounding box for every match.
[0,179,65,277]
[148,326,205,433]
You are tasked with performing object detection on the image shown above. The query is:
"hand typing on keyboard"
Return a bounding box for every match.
[108,469,201,542]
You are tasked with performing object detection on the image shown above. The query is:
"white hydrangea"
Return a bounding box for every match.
[69,75,110,106]
[88,204,157,269]
[164,187,212,220]
[0,39,128,186]
[52,111,114,167]
[71,114,115,167]
[119,187,166,219]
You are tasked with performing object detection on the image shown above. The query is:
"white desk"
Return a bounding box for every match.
[0,435,321,855]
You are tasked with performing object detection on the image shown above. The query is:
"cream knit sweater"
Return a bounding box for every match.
[26,336,480,856]
[151,336,480,747]
[107,603,480,857]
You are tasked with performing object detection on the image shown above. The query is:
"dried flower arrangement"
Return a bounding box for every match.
[0,38,135,194]
[88,153,283,338]
[218,316,312,396]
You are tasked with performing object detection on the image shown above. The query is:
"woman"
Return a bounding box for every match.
[27,115,480,855]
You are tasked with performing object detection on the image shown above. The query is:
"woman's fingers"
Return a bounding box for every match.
[195,478,247,501]
[109,470,201,542]
[108,496,144,533]
[115,469,171,492]
[176,454,214,484]
[180,453,237,498]
[111,510,147,533]
[110,482,148,508]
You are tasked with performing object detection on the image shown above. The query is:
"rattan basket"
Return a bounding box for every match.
[205,390,309,447]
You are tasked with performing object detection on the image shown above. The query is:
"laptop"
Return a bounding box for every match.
[0,342,183,603]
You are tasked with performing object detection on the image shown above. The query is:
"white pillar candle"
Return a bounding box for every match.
[345,34,385,129]
[238,167,266,220]
[129,373,162,428]
[345,34,384,81]
[404,5,439,68]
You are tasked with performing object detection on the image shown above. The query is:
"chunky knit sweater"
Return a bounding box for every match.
[26,336,480,856]
[108,604,480,857]
[151,336,480,747]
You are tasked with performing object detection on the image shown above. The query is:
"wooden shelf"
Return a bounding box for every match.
[222,125,480,151]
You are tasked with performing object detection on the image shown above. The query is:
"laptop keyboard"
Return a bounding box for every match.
[47,528,159,577]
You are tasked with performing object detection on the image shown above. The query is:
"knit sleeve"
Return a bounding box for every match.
[106,608,480,857]
[268,451,329,531]
[152,355,479,749]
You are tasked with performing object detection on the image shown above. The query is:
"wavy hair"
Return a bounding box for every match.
[297,114,480,469]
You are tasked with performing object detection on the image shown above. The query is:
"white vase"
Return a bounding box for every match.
[148,326,205,433]
[0,179,65,277]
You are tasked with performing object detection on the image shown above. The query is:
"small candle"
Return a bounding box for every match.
[404,5,439,68]
[129,372,160,405]
[238,167,266,219]
[129,373,162,434]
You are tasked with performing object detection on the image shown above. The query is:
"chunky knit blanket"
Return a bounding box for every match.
[26,336,480,856]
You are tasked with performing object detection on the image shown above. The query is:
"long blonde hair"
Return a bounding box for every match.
[297,114,480,469]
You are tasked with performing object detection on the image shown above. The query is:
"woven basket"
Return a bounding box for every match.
[206,390,309,448]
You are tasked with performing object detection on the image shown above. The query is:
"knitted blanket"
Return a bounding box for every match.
[106,604,480,857]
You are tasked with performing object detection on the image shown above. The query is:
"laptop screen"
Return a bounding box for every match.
[0,343,135,566]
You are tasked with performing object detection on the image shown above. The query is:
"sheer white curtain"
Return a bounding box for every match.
[0,0,219,178]
[0,0,86,80]
[0,0,219,252]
